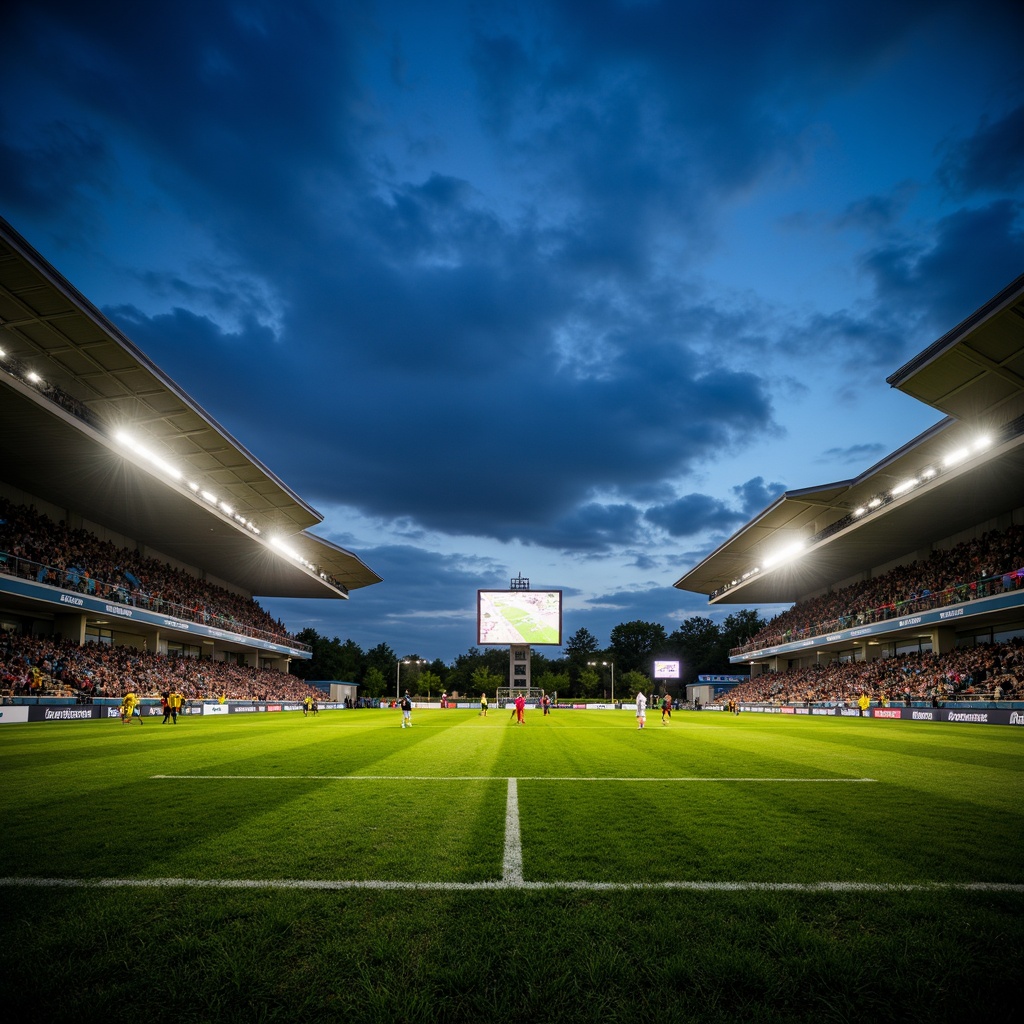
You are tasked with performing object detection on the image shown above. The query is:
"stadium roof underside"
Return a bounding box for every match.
[675,271,1024,606]
[0,217,381,598]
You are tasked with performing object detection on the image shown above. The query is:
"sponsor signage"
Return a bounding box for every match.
[872,709,902,719]
[730,590,1024,662]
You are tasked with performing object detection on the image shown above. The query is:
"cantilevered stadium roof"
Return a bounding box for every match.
[675,272,1024,605]
[0,217,381,598]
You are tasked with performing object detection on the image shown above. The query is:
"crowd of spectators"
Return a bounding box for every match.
[717,637,1024,706]
[0,630,325,702]
[0,497,297,645]
[735,525,1024,654]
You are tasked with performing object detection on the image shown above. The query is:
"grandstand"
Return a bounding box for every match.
[0,216,380,684]
[674,272,1024,680]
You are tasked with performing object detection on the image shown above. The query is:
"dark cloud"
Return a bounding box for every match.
[110,285,778,549]
[862,200,1024,330]
[644,492,745,539]
[834,186,916,233]
[939,104,1024,197]
[644,475,786,540]
[731,476,787,515]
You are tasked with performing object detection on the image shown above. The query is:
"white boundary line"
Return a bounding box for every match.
[1,877,1021,893]
[150,775,878,782]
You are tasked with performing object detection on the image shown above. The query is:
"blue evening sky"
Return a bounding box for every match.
[2,1,1022,661]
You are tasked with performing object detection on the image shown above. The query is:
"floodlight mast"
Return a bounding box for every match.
[509,574,531,694]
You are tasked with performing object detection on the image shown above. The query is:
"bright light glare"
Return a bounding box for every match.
[762,540,805,569]
[943,448,969,467]
[114,431,182,480]
[891,478,918,496]
[973,435,992,451]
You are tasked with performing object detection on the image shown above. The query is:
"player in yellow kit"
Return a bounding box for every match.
[120,690,144,725]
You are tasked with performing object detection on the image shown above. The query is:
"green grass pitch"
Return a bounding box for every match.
[1,707,1021,1023]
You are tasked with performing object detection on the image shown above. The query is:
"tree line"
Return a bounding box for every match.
[290,610,765,700]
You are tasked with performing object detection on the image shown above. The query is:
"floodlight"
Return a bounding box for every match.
[891,478,918,496]
[762,540,805,569]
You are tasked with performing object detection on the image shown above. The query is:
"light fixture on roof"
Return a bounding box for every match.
[891,478,918,497]
[762,539,806,570]
[270,535,317,572]
[114,431,182,481]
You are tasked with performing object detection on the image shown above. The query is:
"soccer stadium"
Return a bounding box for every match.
[676,274,1024,724]
[1,221,1021,1023]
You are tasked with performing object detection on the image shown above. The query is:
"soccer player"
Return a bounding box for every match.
[169,688,183,724]
[661,692,672,725]
[479,693,488,716]
[121,689,144,725]
[541,692,551,715]
[160,690,172,724]
[514,692,526,724]
[400,691,413,728]
[303,695,312,717]
[635,690,647,729]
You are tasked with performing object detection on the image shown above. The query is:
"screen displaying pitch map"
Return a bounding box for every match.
[477,590,563,646]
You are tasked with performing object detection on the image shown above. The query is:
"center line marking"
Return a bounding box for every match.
[503,778,523,885]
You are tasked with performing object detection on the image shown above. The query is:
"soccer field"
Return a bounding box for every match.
[1,708,1021,1023]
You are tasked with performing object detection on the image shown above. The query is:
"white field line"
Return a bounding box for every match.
[503,777,523,884]
[150,775,878,782]
[1,877,1022,893]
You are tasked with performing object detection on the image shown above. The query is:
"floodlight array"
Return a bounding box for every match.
[709,426,1015,602]
[1,345,348,588]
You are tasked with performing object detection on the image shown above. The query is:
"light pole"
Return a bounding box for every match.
[587,660,615,703]
[396,657,426,700]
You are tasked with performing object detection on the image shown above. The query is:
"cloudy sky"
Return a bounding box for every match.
[2,0,1023,662]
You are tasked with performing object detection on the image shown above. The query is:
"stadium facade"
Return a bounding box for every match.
[0,217,381,672]
[674,272,1024,675]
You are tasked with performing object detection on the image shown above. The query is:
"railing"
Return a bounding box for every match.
[0,549,311,653]
[730,566,1024,656]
